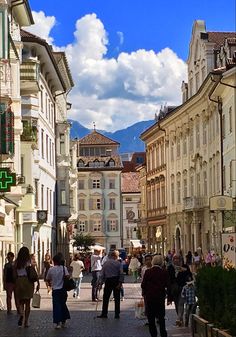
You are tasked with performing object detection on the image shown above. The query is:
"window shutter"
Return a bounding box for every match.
[0,104,14,155]
[106,220,110,232]
[85,220,88,231]
[0,9,8,59]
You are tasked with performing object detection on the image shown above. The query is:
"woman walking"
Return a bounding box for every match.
[46,253,70,329]
[14,247,39,327]
[128,254,141,282]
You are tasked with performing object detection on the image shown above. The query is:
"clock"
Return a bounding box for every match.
[37,210,47,223]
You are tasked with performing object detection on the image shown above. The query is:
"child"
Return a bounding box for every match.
[181,280,196,327]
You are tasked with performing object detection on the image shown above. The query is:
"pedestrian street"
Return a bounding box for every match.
[0,275,191,337]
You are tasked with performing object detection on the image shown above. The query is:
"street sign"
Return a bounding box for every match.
[0,168,16,192]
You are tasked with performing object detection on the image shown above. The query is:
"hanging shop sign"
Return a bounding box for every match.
[0,168,16,192]
[222,233,236,269]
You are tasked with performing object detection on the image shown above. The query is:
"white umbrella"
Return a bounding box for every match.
[90,244,105,251]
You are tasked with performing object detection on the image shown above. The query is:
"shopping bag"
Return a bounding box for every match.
[135,299,146,319]
[32,292,41,308]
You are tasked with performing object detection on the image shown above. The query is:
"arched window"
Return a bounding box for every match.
[78,159,84,167]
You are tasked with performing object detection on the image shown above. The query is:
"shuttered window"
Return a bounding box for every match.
[0,104,14,155]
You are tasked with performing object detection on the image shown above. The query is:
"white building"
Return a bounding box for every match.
[74,130,123,251]
[17,30,73,272]
[0,0,33,287]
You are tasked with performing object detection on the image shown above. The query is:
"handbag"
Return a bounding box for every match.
[135,299,146,320]
[63,267,76,292]
[26,265,38,283]
[32,292,41,308]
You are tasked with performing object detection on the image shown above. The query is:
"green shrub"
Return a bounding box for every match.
[196,266,236,336]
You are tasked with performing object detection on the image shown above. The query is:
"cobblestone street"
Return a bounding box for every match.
[0,275,191,337]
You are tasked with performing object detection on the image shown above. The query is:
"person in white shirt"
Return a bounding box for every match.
[46,254,70,329]
[128,254,141,282]
[90,249,102,301]
[70,254,84,299]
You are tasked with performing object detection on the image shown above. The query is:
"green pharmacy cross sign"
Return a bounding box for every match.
[0,168,16,192]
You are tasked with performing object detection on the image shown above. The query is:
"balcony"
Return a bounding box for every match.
[21,123,37,143]
[183,196,208,210]
[20,59,40,94]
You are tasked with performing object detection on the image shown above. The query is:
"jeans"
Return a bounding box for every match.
[73,277,82,296]
[185,303,196,326]
[52,288,70,324]
[91,271,101,301]
[177,296,185,322]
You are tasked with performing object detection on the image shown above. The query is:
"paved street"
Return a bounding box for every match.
[0,275,191,337]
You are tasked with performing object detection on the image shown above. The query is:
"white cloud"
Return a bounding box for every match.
[23,11,56,45]
[23,11,187,131]
[117,31,124,45]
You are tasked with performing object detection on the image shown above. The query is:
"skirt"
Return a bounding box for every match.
[15,276,34,300]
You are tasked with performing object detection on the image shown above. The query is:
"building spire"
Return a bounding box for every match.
[93,121,96,131]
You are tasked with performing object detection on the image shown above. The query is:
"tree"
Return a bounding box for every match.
[72,233,95,251]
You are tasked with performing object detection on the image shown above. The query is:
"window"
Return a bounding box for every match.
[78,160,84,168]
[177,180,181,203]
[196,123,200,148]
[196,173,201,196]
[183,135,187,155]
[40,89,44,112]
[47,187,49,211]
[109,179,115,189]
[171,182,175,205]
[79,199,85,210]
[189,129,194,152]
[79,220,87,232]
[49,139,52,165]
[176,138,181,158]
[109,198,116,210]
[35,179,39,207]
[78,180,84,189]
[0,9,8,59]
[41,184,44,208]
[92,179,100,188]
[203,171,207,196]
[161,185,165,207]
[183,178,187,198]
[190,175,194,195]
[90,198,102,210]
[107,219,118,231]
[171,142,174,161]
[229,107,232,133]
[60,190,66,205]
[60,133,65,155]
[41,129,44,158]
[46,135,49,162]
[52,143,55,168]
[93,221,101,232]
[222,115,225,139]
[49,190,52,214]
[45,93,48,118]
[109,160,115,167]
[203,123,207,145]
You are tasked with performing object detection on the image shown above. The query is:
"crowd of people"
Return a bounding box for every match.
[1,246,222,335]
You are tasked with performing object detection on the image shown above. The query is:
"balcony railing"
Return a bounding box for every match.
[21,123,37,143]
[183,196,208,210]
[20,59,40,94]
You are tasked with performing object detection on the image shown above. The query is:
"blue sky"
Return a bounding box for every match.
[27,0,236,131]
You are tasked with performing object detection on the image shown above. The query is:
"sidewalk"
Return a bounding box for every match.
[0,274,191,337]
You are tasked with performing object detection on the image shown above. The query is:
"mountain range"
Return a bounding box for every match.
[69,119,155,153]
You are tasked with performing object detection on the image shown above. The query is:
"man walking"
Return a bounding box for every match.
[97,250,124,319]
[141,255,171,337]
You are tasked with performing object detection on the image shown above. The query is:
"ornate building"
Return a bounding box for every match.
[140,20,236,255]
[74,130,123,251]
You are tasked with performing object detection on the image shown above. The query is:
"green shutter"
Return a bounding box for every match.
[0,9,8,59]
[0,104,14,155]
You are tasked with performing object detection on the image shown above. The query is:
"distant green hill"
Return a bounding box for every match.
[69,119,154,153]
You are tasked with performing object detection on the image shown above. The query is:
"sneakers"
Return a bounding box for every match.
[55,324,61,329]
[77,295,80,299]
[176,320,183,327]
[61,322,66,328]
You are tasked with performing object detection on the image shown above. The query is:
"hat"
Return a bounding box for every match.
[186,280,194,285]
[152,255,163,266]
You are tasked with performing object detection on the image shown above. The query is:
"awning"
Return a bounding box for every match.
[130,240,142,248]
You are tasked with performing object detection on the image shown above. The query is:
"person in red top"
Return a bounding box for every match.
[141,255,171,337]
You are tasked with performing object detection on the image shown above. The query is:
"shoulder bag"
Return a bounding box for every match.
[63,266,76,291]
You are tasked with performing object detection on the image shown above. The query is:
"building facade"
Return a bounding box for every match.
[75,130,123,251]
[140,20,236,256]
[0,0,33,287]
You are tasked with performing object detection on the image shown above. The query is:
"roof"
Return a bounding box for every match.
[78,155,123,169]
[79,130,119,146]
[53,52,74,88]
[121,172,140,193]
[208,32,236,49]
